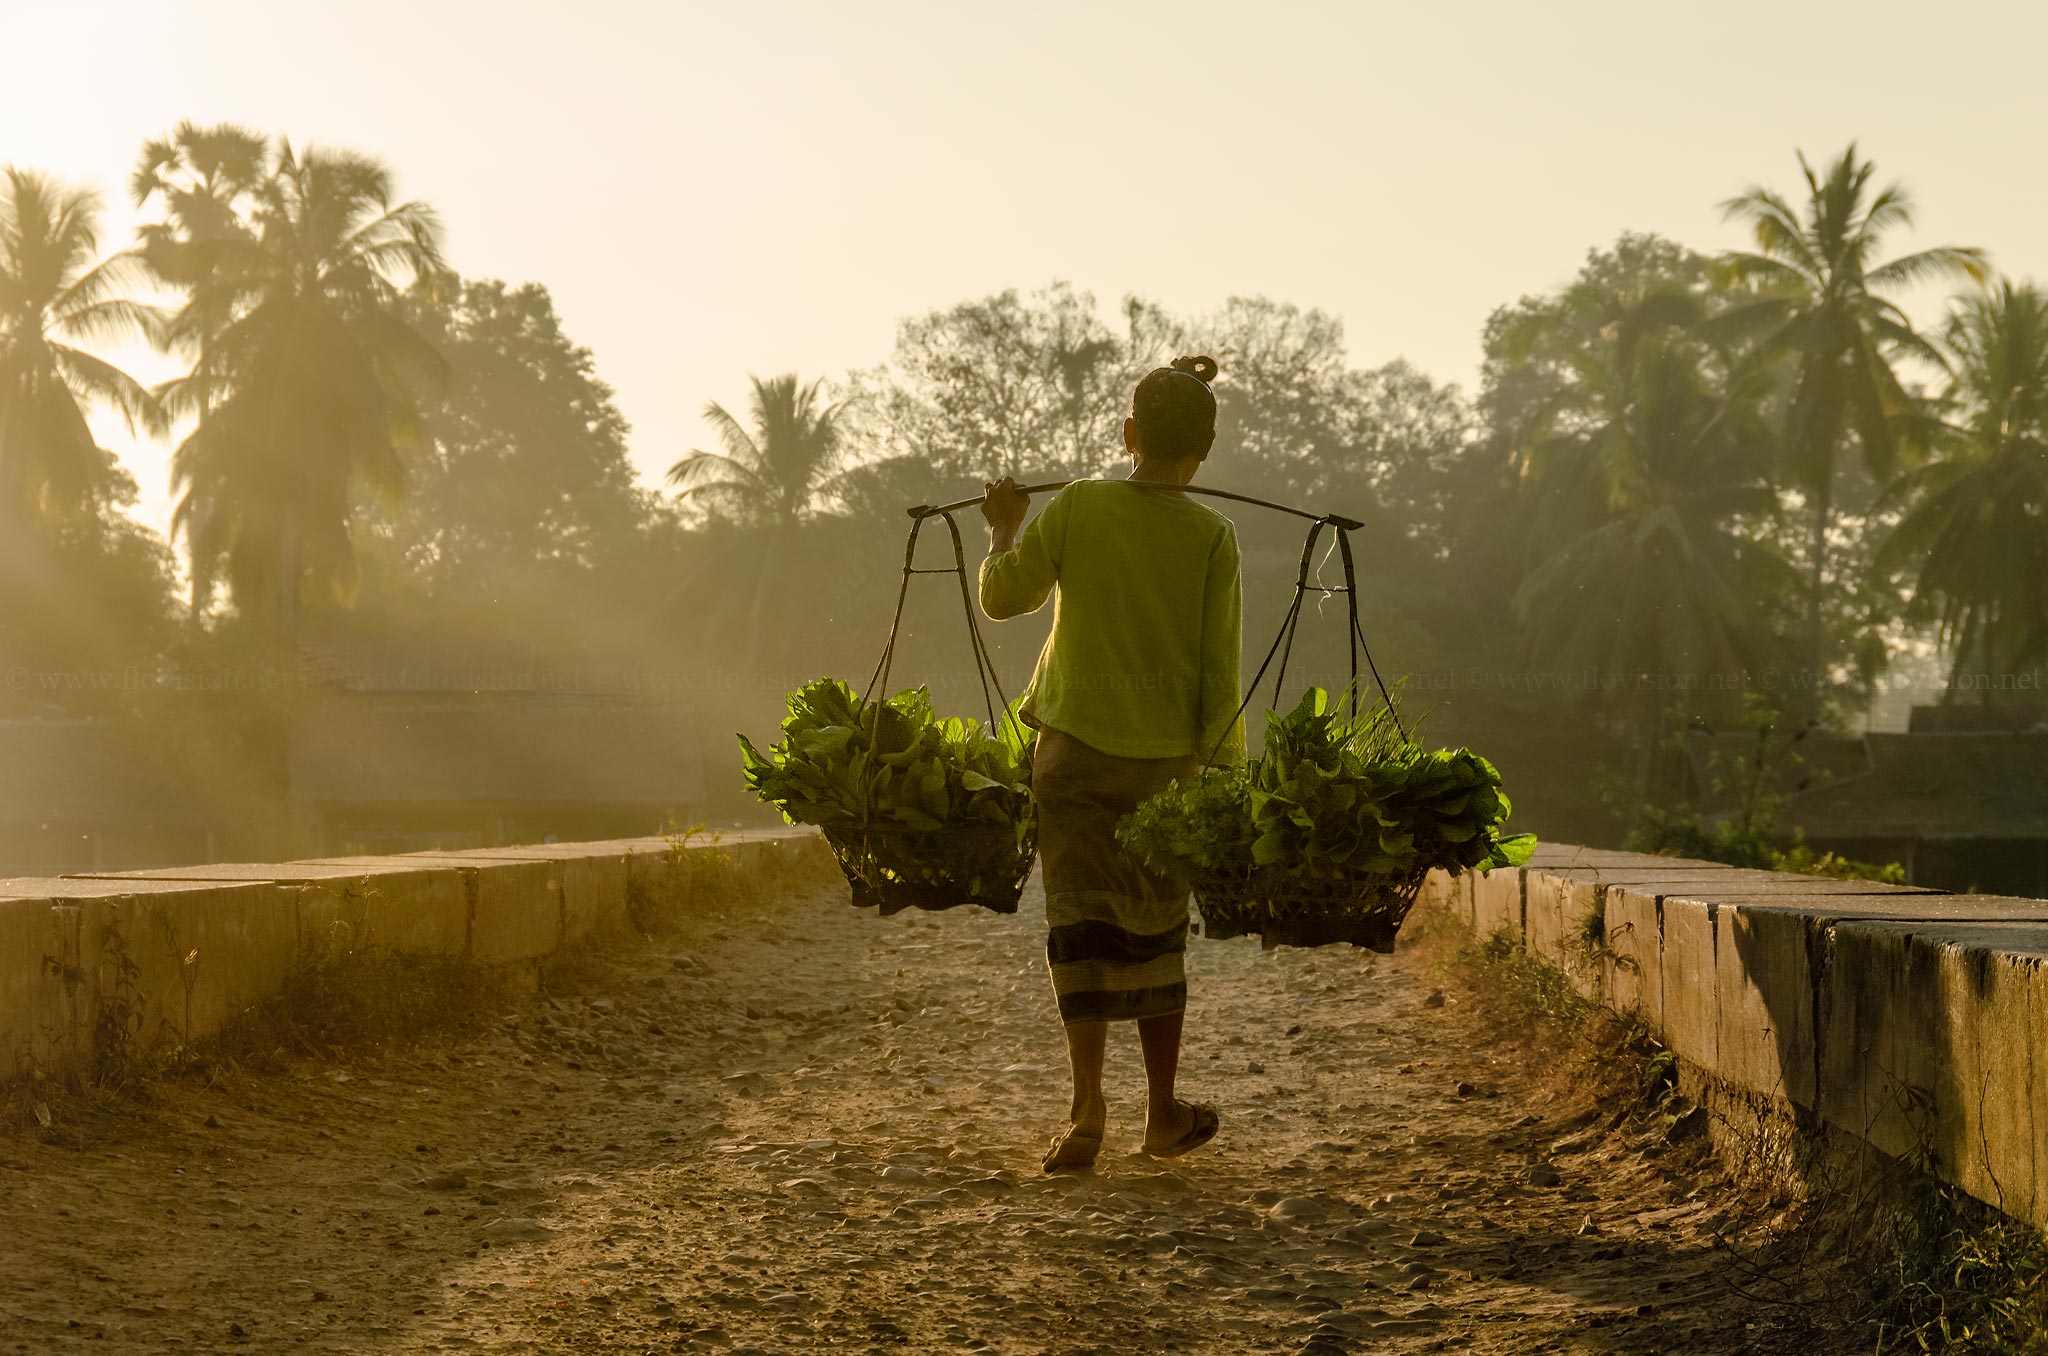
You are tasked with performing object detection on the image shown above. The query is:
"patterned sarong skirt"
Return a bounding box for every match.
[1033,727,1202,1023]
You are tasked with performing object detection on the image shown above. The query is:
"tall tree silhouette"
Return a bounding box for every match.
[0,168,163,523]
[1882,279,2048,688]
[1509,276,1791,795]
[1718,145,1985,711]
[667,374,841,679]
[666,374,841,526]
[138,132,446,636]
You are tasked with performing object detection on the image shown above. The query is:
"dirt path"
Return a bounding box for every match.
[0,868,1850,1355]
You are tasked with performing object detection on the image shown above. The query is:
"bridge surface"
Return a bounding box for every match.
[2,875,1827,1354]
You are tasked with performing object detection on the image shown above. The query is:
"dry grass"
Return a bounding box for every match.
[1411,900,2048,1354]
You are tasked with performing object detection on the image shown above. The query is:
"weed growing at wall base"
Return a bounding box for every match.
[1871,1181,2048,1354]
[216,940,506,1068]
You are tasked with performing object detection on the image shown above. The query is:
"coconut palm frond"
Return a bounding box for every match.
[1866,245,1990,293]
[50,344,167,437]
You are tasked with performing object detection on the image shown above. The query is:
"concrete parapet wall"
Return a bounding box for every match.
[1442,846,2048,1228]
[0,828,820,1082]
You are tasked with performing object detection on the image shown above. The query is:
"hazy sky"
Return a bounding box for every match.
[9,0,2045,540]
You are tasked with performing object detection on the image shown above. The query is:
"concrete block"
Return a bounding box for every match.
[1659,896,1719,1072]
[5,879,306,1065]
[608,831,825,924]
[0,898,88,1073]
[1817,920,2048,1225]
[1929,929,2045,1225]
[141,884,297,1048]
[1713,892,2048,1120]
[1817,922,1943,1167]
[399,856,561,962]
[1716,893,2048,924]
[315,856,560,962]
[1714,904,1817,1107]
[1471,867,1523,939]
[1521,871,1571,964]
[75,861,468,958]
[421,846,632,944]
[1521,846,1730,872]
[1418,869,1475,930]
[1523,872,1605,966]
[1603,886,1663,1030]
[1670,875,1933,897]
[35,880,301,1052]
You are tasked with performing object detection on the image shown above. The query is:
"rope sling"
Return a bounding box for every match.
[831,479,1419,946]
[889,480,1404,762]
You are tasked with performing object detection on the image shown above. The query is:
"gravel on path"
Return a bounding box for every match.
[0,867,1856,1354]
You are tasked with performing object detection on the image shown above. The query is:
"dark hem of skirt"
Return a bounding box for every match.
[1056,983,1188,1023]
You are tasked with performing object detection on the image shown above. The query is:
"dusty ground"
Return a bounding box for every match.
[0,865,1858,1355]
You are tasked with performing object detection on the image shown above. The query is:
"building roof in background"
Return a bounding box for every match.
[1684,730,1873,800]
[1690,730,2048,842]
[288,695,706,807]
[1908,702,2048,734]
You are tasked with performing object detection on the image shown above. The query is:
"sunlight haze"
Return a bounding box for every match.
[8,0,2043,535]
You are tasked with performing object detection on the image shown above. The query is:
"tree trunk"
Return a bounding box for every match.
[739,525,780,686]
[1983,622,1996,711]
[276,510,302,655]
[1634,681,1667,808]
[1803,478,1832,723]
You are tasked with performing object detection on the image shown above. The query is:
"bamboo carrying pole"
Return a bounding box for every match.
[895,478,1401,751]
[909,479,1365,532]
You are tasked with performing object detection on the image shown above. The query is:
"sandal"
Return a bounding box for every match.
[1042,1126,1104,1173]
[1143,1100,1220,1159]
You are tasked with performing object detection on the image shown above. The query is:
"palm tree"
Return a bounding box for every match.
[139,135,446,636]
[1718,145,1986,709]
[665,374,841,526]
[0,168,163,524]
[130,121,268,353]
[1881,280,2048,690]
[667,374,842,681]
[1510,279,1793,796]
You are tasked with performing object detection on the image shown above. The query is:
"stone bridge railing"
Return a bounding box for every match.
[0,831,816,1082]
[1424,843,2048,1228]
[7,832,2045,1231]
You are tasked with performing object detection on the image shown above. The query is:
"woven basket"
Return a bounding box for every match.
[823,820,1036,916]
[1192,865,1429,953]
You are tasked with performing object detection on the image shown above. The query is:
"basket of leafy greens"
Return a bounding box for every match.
[1119,687,1535,951]
[738,677,1037,915]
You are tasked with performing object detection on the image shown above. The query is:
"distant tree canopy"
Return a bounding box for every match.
[0,168,177,712]
[838,288,1476,544]
[841,282,1136,491]
[1882,280,2048,678]
[136,124,447,639]
[334,275,691,654]
[362,278,651,586]
[7,127,2047,845]
[668,373,842,528]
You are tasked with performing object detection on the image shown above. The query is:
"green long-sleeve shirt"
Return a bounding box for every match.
[979,479,1245,763]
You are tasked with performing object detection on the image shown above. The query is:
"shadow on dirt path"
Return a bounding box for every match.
[0,872,1861,1354]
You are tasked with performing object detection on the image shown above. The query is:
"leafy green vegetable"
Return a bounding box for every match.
[738,677,1036,912]
[1120,687,1537,945]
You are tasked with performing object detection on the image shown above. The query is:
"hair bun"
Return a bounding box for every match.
[1170,354,1219,385]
